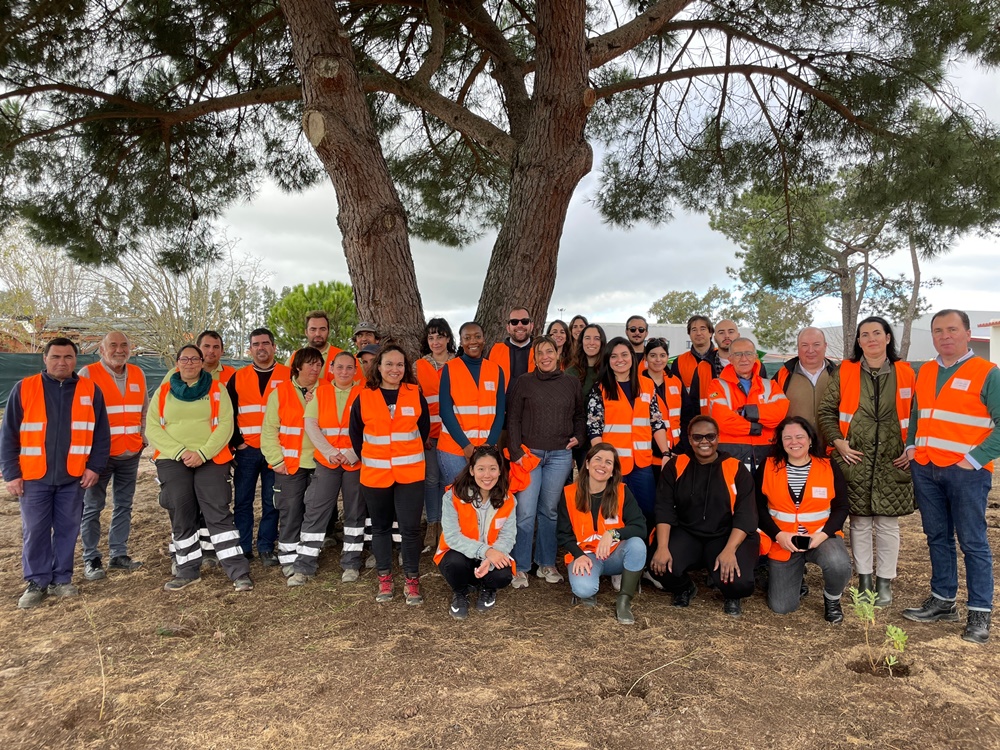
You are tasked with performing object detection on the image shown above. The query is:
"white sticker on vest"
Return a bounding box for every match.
[401,406,415,416]
[899,388,911,399]
[669,386,680,395]
[495,517,506,529]
[80,396,92,405]
[641,393,650,403]
[951,378,971,391]
[485,381,496,391]
[270,380,283,389]
[129,383,141,392]
[813,487,828,499]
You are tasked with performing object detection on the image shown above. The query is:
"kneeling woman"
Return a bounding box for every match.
[147,344,253,592]
[557,443,647,625]
[434,445,516,619]
[649,415,757,616]
[757,417,851,623]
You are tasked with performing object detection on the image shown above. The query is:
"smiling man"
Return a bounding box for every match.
[772,327,837,451]
[488,306,535,393]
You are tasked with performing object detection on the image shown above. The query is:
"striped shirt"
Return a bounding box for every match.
[786,460,812,533]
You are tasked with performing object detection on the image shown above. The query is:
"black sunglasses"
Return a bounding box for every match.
[690,433,718,443]
[628,327,647,333]
[509,317,531,326]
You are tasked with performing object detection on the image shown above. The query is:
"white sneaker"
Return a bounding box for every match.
[611,574,622,592]
[341,568,360,583]
[536,565,564,584]
[511,571,529,589]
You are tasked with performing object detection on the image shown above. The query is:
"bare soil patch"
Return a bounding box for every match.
[1,457,999,750]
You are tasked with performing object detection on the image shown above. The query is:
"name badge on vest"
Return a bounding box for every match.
[495,517,506,529]
[669,386,680,395]
[640,393,650,403]
[951,378,971,392]
[401,406,415,417]
[605,516,619,525]
[129,383,141,392]
[485,380,496,391]
[80,396,92,405]
[812,487,828,499]
[270,380,283,389]
[899,387,911,399]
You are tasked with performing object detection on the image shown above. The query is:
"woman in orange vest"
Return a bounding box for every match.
[304,351,365,583]
[648,415,759,617]
[350,343,430,605]
[415,317,456,553]
[818,316,915,607]
[641,337,682,486]
[434,444,516,619]
[261,347,325,585]
[545,319,572,371]
[757,417,851,623]
[556,442,647,624]
[146,344,253,593]
[586,337,670,525]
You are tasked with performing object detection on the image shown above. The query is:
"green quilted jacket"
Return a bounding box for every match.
[818,362,914,517]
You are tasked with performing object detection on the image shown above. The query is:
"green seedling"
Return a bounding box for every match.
[849,587,908,677]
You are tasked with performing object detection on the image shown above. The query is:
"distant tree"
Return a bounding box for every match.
[266,280,357,355]
[738,290,814,352]
[648,286,739,325]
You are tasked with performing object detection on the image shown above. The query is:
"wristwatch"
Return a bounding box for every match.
[611,530,621,542]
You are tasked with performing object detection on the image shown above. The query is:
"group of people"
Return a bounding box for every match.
[2,307,997,645]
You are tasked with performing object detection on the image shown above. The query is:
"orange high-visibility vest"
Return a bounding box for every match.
[437,358,500,456]
[837,360,915,442]
[914,357,998,473]
[154,381,233,464]
[314,381,361,471]
[82,361,145,456]
[18,374,97,480]
[434,490,517,574]
[648,374,682,450]
[233,364,291,449]
[675,351,715,414]
[488,341,534,388]
[601,379,654,475]
[562,484,627,564]
[673,454,772,557]
[273,379,310,474]
[760,457,842,561]
[708,364,788,447]
[359,385,425,488]
[414,357,446,440]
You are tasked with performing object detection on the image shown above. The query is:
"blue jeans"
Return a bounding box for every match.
[20,480,84,587]
[233,445,277,554]
[568,536,646,598]
[436,448,469,490]
[623,464,656,517]
[81,453,141,561]
[423,439,447,523]
[512,448,573,570]
[912,461,994,611]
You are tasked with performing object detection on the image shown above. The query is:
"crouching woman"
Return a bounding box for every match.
[557,443,647,624]
[434,444,516,619]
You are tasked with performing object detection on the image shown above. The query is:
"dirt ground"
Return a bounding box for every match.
[1,457,999,750]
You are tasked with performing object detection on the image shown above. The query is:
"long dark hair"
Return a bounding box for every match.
[571,323,606,383]
[597,336,638,402]
[546,319,573,370]
[574,442,623,518]
[420,317,456,356]
[450,444,509,508]
[365,342,418,389]
[290,346,324,380]
[851,316,900,363]
[569,315,589,341]
[770,416,824,467]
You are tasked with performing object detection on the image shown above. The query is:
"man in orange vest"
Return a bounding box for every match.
[708,337,789,472]
[488,306,534,392]
[227,327,292,564]
[902,309,1000,644]
[670,315,718,453]
[286,311,343,380]
[1,338,111,609]
[78,332,148,580]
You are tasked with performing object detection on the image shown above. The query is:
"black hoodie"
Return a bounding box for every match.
[654,451,757,538]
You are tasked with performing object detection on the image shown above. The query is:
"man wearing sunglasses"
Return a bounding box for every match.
[488,306,535,393]
[708,337,789,473]
[625,316,648,365]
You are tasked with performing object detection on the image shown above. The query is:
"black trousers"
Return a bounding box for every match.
[649,526,757,599]
[363,480,423,577]
[438,549,514,593]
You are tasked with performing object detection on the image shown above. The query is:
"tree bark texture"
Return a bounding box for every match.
[281,0,425,351]
[475,3,594,343]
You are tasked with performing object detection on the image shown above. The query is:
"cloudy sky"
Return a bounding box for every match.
[222,62,1000,330]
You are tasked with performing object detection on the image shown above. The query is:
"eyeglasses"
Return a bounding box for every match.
[730,351,756,359]
[177,356,203,364]
[690,433,718,443]
[628,327,647,334]
[509,318,531,326]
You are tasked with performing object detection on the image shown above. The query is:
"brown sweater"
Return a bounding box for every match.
[506,369,586,461]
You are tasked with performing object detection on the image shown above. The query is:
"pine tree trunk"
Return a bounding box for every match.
[281,0,425,349]
[475,3,593,343]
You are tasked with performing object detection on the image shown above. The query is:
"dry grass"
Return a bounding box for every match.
[0,458,998,750]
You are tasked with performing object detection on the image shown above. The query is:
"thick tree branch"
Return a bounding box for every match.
[587,0,694,68]
[413,0,446,85]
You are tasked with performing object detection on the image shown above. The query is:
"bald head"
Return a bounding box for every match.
[797,327,827,371]
[714,319,739,354]
[100,331,132,372]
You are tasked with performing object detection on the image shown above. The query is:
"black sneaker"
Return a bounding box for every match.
[902,595,960,623]
[84,559,106,581]
[108,555,143,572]
[258,550,279,567]
[163,577,200,591]
[672,580,697,608]
[450,591,469,620]
[476,588,497,613]
[18,581,47,609]
[723,598,742,617]
[962,610,991,644]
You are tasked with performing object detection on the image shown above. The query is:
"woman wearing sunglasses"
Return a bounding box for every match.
[648,415,759,617]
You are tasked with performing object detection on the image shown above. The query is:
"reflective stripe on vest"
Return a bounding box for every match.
[273,379,308,474]
[760,457,842,562]
[601,380,654,475]
[314,381,361,471]
[437,358,501,456]
[18,374,97,480]
[233,364,291,449]
[562,484,626,564]
[359,385,425,487]
[82,361,146,456]
[415,357,446,440]
[837,360,914,442]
